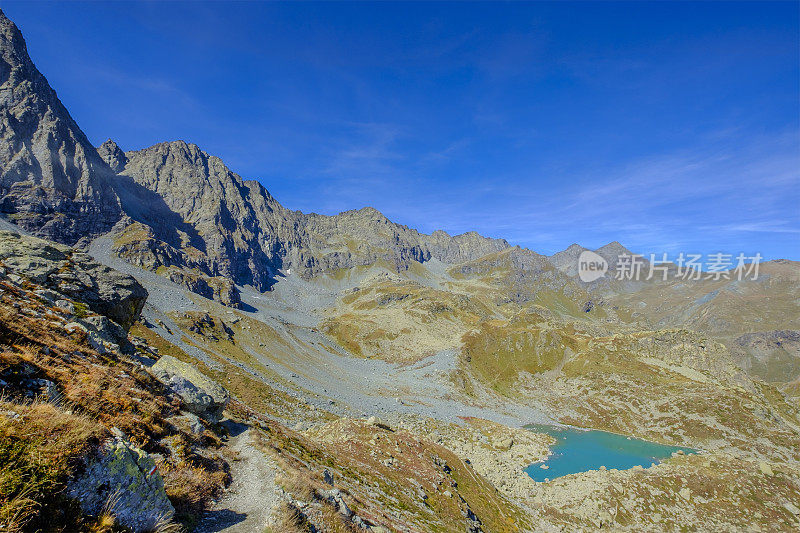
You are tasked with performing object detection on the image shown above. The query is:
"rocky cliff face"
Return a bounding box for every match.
[298,207,509,275]
[0,10,121,245]
[104,139,509,297]
[114,140,301,292]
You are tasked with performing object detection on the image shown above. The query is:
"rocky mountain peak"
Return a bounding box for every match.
[549,243,590,275]
[564,243,587,253]
[0,9,122,245]
[339,206,392,224]
[0,8,28,70]
[166,139,207,159]
[97,139,128,173]
[596,241,632,256]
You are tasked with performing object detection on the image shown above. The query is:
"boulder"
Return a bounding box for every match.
[150,355,229,422]
[317,488,352,519]
[80,314,128,345]
[367,416,392,431]
[68,438,174,532]
[493,437,514,451]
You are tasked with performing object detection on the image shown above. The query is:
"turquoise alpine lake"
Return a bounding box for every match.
[524,424,694,482]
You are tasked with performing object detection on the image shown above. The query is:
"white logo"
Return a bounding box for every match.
[578,250,608,282]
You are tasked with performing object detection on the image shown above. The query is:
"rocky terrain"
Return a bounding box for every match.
[1,7,799,533]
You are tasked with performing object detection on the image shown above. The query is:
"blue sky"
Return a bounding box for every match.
[2,1,798,259]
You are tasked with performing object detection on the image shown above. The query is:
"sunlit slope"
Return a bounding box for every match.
[459,310,800,461]
[604,260,800,382]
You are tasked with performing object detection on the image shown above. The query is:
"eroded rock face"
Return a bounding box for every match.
[0,230,147,330]
[97,139,128,173]
[68,438,175,533]
[0,9,121,245]
[164,267,241,308]
[150,355,229,422]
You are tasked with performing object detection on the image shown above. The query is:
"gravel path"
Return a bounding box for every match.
[197,423,279,533]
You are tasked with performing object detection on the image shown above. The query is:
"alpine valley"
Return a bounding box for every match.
[1,9,799,533]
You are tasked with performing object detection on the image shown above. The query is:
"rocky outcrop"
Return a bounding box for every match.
[68,437,175,533]
[0,230,147,329]
[97,139,128,173]
[163,267,241,308]
[0,9,121,245]
[150,355,229,422]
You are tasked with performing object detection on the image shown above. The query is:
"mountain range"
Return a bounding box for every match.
[2,8,800,533]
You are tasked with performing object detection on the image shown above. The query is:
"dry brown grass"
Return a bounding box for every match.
[161,456,229,527]
[265,501,312,532]
[0,400,103,532]
[0,277,179,449]
[0,277,230,529]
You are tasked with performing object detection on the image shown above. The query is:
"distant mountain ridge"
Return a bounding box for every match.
[106,138,511,293]
[0,10,509,299]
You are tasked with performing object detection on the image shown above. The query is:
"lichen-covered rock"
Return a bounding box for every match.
[0,230,147,330]
[150,355,229,422]
[68,438,174,532]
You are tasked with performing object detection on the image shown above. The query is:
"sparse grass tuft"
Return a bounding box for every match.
[265,501,312,532]
[0,401,102,532]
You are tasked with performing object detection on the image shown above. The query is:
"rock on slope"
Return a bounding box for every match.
[0,9,121,245]
[151,354,230,422]
[0,230,147,329]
